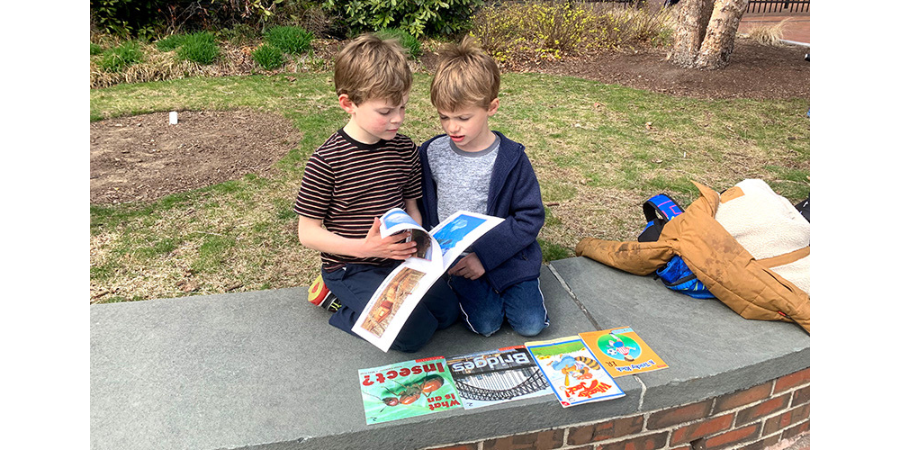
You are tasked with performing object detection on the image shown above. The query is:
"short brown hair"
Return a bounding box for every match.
[334,34,412,105]
[430,36,500,112]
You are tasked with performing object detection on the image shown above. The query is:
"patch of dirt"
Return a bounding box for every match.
[90,109,302,204]
[90,39,808,204]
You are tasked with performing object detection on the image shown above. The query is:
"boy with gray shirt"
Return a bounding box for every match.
[418,37,549,337]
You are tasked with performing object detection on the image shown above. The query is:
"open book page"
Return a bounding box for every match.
[430,211,504,269]
[352,209,502,352]
[379,208,440,268]
[525,336,625,408]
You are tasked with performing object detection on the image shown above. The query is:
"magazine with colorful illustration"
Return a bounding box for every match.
[446,346,553,409]
[352,209,503,352]
[357,356,462,425]
[525,336,625,408]
[579,327,668,377]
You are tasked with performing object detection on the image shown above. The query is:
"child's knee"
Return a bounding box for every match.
[511,318,548,337]
[461,310,503,337]
[507,306,549,337]
[391,333,430,353]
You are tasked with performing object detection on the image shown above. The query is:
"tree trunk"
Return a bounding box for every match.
[670,0,710,66]
[669,0,746,69]
[695,0,749,69]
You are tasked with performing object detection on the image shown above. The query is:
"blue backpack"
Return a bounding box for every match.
[638,194,716,299]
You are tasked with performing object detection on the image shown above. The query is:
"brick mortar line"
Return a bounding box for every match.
[423,376,809,449]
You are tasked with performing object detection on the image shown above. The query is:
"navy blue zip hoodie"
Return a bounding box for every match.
[419,131,544,293]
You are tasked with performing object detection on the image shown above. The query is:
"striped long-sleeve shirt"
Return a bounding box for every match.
[294,129,422,270]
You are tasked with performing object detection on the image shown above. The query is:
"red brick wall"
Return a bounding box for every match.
[423,368,809,450]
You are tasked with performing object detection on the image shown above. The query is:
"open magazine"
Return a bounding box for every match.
[352,208,503,352]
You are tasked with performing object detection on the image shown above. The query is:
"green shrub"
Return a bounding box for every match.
[155,34,189,52]
[252,44,285,70]
[470,1,675,61]
[325,0,482,38]
[374,28,421,58]
[98,40,143,72]
[264,26,314,54]
[90,42,103,55]
[176,32,220,65]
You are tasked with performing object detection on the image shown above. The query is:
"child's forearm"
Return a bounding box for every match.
[297,216,367,258]
[404,198,422,225]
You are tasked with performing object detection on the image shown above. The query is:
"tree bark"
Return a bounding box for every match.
[670,0,707,66]
[669,0,745,69]
[695,0,749,69]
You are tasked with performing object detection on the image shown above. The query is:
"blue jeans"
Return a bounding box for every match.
[449,276,549,337]
[322,263,459,353]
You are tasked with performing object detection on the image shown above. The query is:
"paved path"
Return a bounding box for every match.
[739,12,810,45]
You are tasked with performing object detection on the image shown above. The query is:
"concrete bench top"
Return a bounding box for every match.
[90,256,810,450]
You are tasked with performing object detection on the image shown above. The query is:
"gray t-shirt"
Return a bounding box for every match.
[427,133,500,222]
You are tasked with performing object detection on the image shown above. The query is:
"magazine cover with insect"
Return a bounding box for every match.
[526,336,625,408]
[357,356,462,425]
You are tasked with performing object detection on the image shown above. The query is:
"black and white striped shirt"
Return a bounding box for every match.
[294,129,422,270]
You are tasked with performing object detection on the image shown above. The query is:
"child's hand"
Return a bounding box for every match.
[362,217,417,260]
[449,253,485,280]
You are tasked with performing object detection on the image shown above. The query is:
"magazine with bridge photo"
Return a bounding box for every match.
[352,208,503,352]
[446,346,553,409]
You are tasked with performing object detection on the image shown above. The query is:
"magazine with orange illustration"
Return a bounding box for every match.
[579,327,668,377]
[525,336,625,408]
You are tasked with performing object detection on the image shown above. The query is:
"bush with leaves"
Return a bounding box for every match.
[176,32,220,64]
[252,43,285,70]
[469,1,674,62]
[91,42,104,55]
[265,26,314,54]
[98,40,144,72]
[374,28,421,58]
[91,0,169,37]
[324,0,482,38]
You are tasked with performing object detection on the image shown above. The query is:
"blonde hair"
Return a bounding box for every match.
[334,34,412,106]
[430,36,500,112]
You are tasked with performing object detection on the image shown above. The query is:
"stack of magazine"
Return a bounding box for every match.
[356,327,668,424]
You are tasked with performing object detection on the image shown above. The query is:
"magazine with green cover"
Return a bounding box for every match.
[357,356,462,424]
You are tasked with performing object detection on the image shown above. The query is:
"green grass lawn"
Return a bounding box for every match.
[90,72,809,303]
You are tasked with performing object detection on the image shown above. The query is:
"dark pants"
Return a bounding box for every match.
[322,263,459,353]
[450,276,549,337]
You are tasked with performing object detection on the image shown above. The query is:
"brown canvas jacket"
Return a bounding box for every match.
[575,182,810,333]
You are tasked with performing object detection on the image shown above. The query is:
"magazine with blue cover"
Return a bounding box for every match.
[525,336,625,408]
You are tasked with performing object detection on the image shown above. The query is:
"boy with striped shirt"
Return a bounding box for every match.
[293,34,458,353]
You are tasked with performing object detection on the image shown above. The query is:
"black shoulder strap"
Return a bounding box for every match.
[638,194,684,242]
[643,194,684,223]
